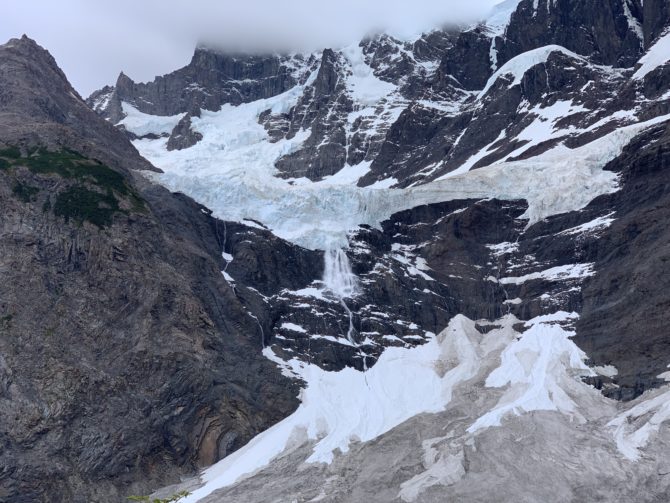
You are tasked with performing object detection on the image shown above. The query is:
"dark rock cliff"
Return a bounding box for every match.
[497,0,644,68]
[0,37,299,502]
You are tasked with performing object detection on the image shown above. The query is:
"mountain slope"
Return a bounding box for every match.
[0,37,301,502]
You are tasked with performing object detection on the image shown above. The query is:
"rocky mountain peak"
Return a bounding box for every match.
[313,48,342,96]
[497,0,644,68]
[0,36,154,173]
[115,70,135,89]
[643,0,670,47]
[0,34,300,502]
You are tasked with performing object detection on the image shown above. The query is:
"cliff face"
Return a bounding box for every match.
[87,48,314,124]
[0,37,299,502]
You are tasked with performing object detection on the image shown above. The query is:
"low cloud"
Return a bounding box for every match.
[2,0,500,95]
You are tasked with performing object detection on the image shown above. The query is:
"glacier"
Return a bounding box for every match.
[130,92,669,249]
[117,32,670,503]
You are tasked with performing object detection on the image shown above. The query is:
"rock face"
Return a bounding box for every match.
[576,123,670,400]
[273,49,354,179]
[0,36,155,174]
[86,0,657,187]
[497,0,644,68]
[0,37,299,502]
[87,49,315,122]
[643,0,670,47]
[166,112,203,151]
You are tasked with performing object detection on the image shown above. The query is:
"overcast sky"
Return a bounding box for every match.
[3,0,500,96]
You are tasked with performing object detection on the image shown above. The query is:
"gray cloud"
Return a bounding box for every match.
[2,0,500,96]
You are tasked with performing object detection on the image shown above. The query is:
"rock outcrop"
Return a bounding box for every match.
[0,37,300,502]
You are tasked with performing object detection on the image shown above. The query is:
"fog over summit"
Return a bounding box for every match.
[2,0,499,95]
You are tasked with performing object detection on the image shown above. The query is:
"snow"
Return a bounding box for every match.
[281,323,307,333]
[175,296,670,502]
[117,102,185,136]
[431,113,670,226]
[180,308,622,502]
[483,0,523,37]
[487,241,519,257]
[468,311,594,432]
[342,44,397,106]
[498,263,595,284]
[181,315,487,503]
[285,286,331,301]
[558,213,616,236]
[318,161,372,185]
[608,387,670,461]
[339,46,405,185]
[92,90,113,112]
[500,100,589,160]
[478,45,585,98]
[416,100,462,114]
[633,30,670,80]
[489,40,499,71]
[594,365,618,378]
[127,48,670,251]
[391,247,435,281]
[438,130,506,178]
[367,177,398,189]
[623,0,644,42]
[583,109,638,133]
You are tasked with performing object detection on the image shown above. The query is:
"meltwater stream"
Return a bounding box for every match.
[323,249,358,298]
[322,249,358,345]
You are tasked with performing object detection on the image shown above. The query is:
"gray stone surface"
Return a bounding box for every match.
[0,37,300,502]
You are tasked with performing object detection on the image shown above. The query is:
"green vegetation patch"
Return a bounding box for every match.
[12,181,40,203]
[0,146,146,224]
[127,491,191,503]
[0,146,22,159]
[20,149,129,193]
[0,147,140,196]
[54,185,120,228]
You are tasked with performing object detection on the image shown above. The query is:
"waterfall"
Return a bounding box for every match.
[322,249,358,344]
[322,249,358,298]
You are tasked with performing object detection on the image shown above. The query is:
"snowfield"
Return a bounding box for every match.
[177,306,670,503]
[632,29,670,80]
[179,312,598,502]
[130,88,670,250]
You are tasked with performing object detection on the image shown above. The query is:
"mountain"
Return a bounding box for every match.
[0,36,301,502]
[2,0,670,500]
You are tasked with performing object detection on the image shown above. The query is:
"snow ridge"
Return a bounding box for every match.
[478,45,585,98]
[633,30,670,80]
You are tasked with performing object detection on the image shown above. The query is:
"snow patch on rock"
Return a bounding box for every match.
[478,45,585,98]
[633,30,670,80]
